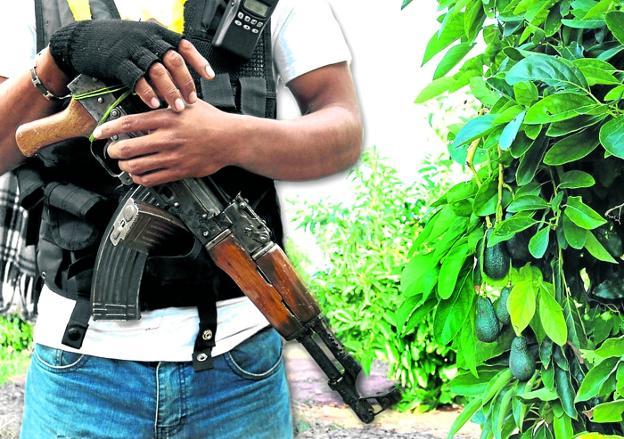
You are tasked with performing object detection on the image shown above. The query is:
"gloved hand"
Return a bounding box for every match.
[49,19,215,111]
[50,19,182,90]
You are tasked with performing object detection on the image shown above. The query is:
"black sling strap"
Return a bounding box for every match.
[192,298,218,371]
[34,0,74,52]
[34,0,46,53]
[34,0,121,53]
[89,0,120,19]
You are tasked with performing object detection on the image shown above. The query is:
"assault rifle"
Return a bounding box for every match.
[15,75,401,423]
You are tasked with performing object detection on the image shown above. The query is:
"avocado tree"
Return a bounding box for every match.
[401,0,624,437]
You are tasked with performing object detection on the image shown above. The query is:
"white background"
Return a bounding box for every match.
[277,0,447,231]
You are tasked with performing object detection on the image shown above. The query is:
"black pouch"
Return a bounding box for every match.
[37,182,114,293]
[14,162,45,210]
[41,182,111,251]
[13,162,46,246]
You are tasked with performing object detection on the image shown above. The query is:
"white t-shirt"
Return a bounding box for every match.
[0,0,351,361]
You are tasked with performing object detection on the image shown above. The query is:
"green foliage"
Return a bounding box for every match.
[289,149,457,410]
[0,314,32,385]
[404,0,624,436]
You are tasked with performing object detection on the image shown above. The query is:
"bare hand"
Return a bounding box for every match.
[135,39,216,112]
[93,100,243,186]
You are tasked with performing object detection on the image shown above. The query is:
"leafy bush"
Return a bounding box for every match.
[289,149,458,410]
[0,314,32,384]
[403,0,624,436]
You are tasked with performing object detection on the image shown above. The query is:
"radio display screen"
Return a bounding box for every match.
[244,0,269,17]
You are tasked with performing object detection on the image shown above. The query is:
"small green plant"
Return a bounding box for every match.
[0,314,32,385]
[289,149,457,410]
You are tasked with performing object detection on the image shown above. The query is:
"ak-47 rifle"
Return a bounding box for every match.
[15,75,401,423]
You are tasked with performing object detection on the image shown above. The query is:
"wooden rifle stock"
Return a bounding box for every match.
[15,99,96,157]
[208,234,320,339]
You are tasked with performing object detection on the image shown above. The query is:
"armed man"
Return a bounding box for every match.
[0,0,363,437]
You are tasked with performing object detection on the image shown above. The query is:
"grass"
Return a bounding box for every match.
[0,349,30,386]
[0,315,32,386]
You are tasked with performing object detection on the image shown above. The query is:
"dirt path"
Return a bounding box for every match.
[0,343,480,438]
[285,343,479,439]
[0,381,22,439]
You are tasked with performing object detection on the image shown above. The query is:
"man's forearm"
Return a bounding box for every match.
[231,62,364,181]
[0,49,69,174]
[95,62,362,187]
[232,104,362,181]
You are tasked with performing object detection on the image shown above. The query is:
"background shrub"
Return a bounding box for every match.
[289,149,458,410]
[0,315,32,385]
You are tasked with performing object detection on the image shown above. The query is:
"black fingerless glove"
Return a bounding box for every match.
[49,19,183,90]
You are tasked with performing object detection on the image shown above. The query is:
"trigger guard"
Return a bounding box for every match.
[90,138,133,185]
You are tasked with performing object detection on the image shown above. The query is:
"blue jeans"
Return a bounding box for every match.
[20,327,293,439]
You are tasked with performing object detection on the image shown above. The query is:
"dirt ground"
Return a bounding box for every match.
[286,343,479,439]
[0,343,480,438]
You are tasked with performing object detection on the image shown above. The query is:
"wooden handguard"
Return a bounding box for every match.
[208,234,320,339]
[15,99,96,157]
[256,245,320,322]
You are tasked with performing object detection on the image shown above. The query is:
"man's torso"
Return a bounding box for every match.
[0,0,351,362]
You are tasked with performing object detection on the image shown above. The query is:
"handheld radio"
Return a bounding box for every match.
[213,0,279,59]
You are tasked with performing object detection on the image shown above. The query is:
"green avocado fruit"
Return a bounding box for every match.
[509,336,536,381]
[476,296,500,343]
[607,232,623,258]
[505,231,531,267]
[594,278,624,300]
[504,212,531,267]
[494,287,512,326]
[484,230,511,280]
[596,224,623,258]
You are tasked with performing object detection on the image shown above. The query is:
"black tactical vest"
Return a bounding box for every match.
[18,0,282,366]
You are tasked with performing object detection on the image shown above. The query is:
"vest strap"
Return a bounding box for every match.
[59,254,95,348]
[240,77,267,117]
[34,0,46,53]
[88,0,121,20]
[200,73,236,110]
[61,297,91,348]
[192,297,218,371]
[183,0,218,35]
